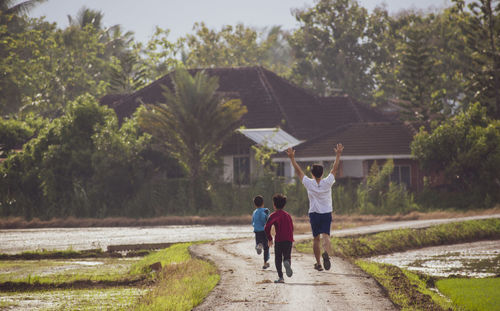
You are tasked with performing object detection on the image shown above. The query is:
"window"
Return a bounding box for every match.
[234,156,250,184]
[390,165,411,187]
[273,162,285,177]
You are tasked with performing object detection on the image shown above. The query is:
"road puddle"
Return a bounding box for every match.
[370,240,500,277]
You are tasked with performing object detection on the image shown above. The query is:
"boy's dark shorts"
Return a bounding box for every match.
[309,212,332,237]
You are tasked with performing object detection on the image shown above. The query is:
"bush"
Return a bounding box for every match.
[356,160,419,215]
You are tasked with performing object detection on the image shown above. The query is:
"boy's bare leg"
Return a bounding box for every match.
[313,235,321,264]
[321,234,332,256]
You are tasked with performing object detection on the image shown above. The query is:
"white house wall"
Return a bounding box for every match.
[223,155,233,182]
[341,160,364,178]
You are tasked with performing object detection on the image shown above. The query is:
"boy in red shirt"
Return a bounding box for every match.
[265,193,294,283]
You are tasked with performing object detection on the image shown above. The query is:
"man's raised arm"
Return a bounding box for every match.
[331,143,344,177]
[286,148,304,181]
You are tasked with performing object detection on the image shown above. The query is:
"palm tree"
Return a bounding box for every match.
[67,6,104,30]
[0,0,46,28]
[108,52,147,94]
[0,0,46,15]
[139,68,247,209]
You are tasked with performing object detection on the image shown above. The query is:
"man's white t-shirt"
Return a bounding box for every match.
[302,173,336,214]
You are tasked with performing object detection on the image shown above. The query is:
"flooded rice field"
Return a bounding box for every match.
[0,287,144,310]
[0,257,139,282]
[370,240,500,278]
[0,225,253,254]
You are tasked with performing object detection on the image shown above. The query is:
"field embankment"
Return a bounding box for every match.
[1,208,498,229]
[296,218,500,258]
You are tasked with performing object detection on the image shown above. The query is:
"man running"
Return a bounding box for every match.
[286,143,344,271]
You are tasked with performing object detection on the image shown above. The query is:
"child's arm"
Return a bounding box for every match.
[264,213,275,243]
[264,208,270,222]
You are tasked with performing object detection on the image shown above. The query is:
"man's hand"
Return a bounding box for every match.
[331,143,344,177]
[288,147,305,180]
[334,143,344,154]
[268,240,273,248]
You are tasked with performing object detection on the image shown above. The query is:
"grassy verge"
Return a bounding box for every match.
[132,242,219,311]
[356,260,453,311]
[295,218,500,258]
[436,278,500,311]
[0,257,143,285]
[0,249,119,260]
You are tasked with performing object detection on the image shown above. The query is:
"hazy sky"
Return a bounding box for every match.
[27,0,454,43]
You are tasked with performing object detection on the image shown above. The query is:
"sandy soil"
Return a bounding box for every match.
[190,238,397,311]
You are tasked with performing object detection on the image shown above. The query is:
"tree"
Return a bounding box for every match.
[0,13,118,117]
[370,8,468,122]
[108,52,147,94]
[181,22,293,76]
[0,0,46,16]
[289,0,375,98]
[140,26,183,82]
[0,0,46,29]
[183,22,263,68]
[396,18,440,122]
[0,117,34,155]
[411,103,500,207]
[138,68,247,209]
[453,0,500,118]
[67,6,103,29]
[0,95,153,218]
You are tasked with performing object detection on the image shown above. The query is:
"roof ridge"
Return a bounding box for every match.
[347,96,364,122]
[255,67,296,135]
[258,67,321,100]
[296,120,409,150]
[297,122,356,150]
[113,74,171,108]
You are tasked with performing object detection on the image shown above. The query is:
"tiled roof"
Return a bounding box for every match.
[101,66,412,156]
[291,122,415,158]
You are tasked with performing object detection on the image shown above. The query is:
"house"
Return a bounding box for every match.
[101,66,422,191]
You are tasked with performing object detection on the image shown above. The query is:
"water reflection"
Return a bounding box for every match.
[370,240,500,278]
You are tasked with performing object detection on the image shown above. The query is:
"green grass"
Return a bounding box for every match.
[296,218,500,258]
[0,258,142,284]
[356,260,453,311]
[133,242,220,311]
[0,248,110,260]
[129,242,192,275]
[436,278,500,311]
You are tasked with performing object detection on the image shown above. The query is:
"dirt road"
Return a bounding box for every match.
[190,238,396,311]
[190,214,500,310]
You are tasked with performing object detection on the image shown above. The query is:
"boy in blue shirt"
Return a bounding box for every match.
[252,195,270,269]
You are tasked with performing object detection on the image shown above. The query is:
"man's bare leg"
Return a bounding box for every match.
[321,234,332,256]
[320,233,332,270]
[313,235,321,264]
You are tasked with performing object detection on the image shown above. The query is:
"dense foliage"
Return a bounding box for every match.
[412,103,500,208]
[0,0,499,218]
